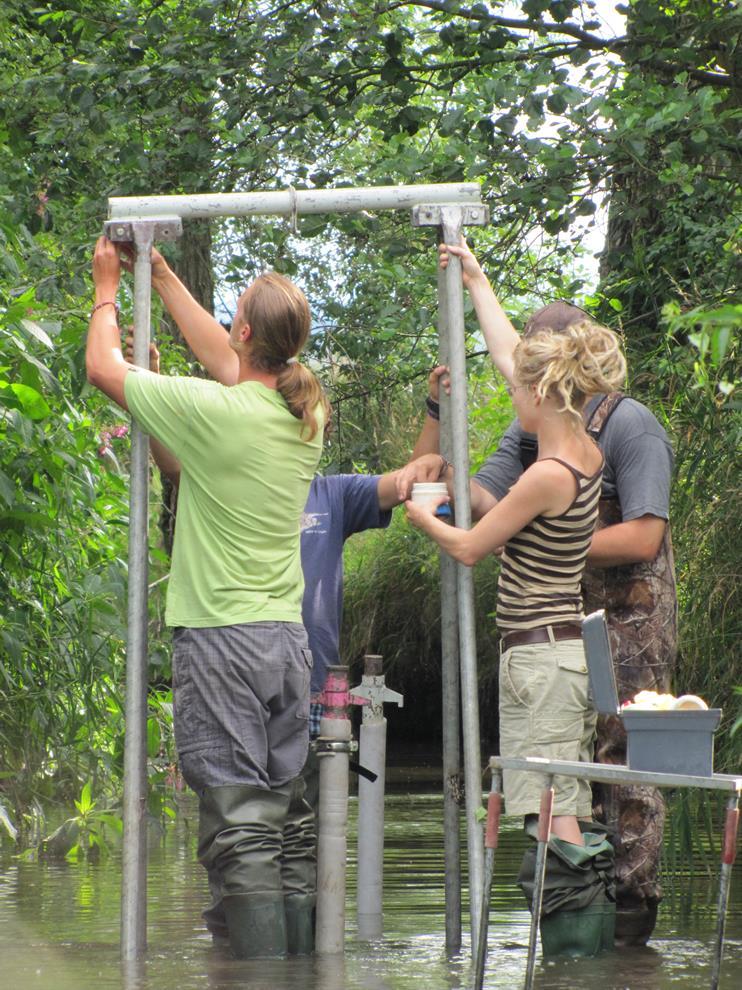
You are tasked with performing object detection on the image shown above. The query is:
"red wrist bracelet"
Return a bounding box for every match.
[90,300,120,318]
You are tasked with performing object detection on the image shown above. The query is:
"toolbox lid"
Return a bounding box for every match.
[582,610,621,715]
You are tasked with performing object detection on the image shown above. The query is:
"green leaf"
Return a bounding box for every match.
[10,384,51,420]
[75,780,94,814]
[0,468,15,507]
[20,319,54,349]
[711,327,731,366]
[0,800,17,841]
[146,716,161,758]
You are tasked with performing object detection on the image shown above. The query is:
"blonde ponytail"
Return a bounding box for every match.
[276,362,331,441]
[514,321,627,425]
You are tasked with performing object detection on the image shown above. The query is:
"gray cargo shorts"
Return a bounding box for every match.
[172,621,313,793]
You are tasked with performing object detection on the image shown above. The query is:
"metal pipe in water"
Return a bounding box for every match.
[316,666,352,954]
[120,225,153,961]
[440,208,485,947]
[354,655,403,940]
[103,217,182,963]
[437,259,463,956]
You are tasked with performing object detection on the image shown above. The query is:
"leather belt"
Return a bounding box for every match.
[500,622,583,653]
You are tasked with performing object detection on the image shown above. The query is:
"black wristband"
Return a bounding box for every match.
[426,395,440,421]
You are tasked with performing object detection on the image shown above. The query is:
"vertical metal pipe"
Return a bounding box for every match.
[316,666,352,954]
[357,655,388,940]
[473,770,503,990]
[440,208,484,948]
[437,260,463,956]
[120,225,154,961]
[525,778,555,990]
[356,717,386,939]
[710,795,739,990]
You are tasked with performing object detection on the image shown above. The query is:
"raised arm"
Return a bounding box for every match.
[87,237,136,409]
[439,238,519,382]
[409,365,447,460]
[122,245,239,386]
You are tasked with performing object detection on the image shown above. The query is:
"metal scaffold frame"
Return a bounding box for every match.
[105,182,489,961]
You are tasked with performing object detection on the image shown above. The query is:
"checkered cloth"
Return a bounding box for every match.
[309,701,324,740]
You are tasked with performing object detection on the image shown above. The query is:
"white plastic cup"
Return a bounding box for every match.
[411,482,451,519]
[411,482,449,506]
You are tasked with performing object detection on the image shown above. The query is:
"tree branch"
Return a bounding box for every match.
[380,0,733,88]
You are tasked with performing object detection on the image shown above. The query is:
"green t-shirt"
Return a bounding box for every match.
[124,370,323,628]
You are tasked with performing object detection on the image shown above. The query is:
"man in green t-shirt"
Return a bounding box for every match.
[88,236,328,959]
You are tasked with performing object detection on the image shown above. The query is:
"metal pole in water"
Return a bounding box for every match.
[440,206,485,947]
[352,655,403,940]
[412,202,488,952]
[104,217,182,962]
[316,665,352,954]
[710,793,739,990]
[525,778,555,990]
[438,259,463,956]
[473,770,503,990]
[120,224,153,961]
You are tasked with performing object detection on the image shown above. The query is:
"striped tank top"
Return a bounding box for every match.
[496,457,603,632]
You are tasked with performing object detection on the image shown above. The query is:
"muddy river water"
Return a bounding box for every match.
[1,779,739,990]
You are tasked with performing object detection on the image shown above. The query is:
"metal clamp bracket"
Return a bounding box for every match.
[351,677,404,722]
[314,738,359,758]
[104,216,183,243]
[411,203,489,228]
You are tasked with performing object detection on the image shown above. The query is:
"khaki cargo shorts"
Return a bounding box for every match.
[498,637,597,817]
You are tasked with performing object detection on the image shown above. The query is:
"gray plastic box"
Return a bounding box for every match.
[582,611,721,777]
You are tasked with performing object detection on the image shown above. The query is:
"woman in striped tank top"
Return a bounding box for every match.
[406,240,626,846]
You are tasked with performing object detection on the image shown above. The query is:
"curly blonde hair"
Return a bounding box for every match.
[513,319,627,426]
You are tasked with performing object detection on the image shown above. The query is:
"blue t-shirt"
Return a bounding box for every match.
[301,474,392,693]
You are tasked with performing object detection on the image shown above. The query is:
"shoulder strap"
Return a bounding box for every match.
[518,436,538,471]
[585,392,626,441]
[519,392,626,469]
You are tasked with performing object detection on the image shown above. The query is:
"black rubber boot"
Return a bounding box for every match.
[615,898,658,947]
[276,776,316,955]
[223,891,288,959]
[202,867,229,943]
[285,892,316,955]
[198,784,291,959]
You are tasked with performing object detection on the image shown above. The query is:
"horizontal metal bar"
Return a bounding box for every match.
[488,756,742,792]
[108,183,482,221]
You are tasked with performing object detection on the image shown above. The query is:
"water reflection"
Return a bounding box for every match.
[0,789,739,990]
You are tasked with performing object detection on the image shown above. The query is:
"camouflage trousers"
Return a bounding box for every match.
[583,501,678,942]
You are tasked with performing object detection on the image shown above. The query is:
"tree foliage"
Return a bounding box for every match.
[0,1,739,817]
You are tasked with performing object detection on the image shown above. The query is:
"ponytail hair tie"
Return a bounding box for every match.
[286,356,298,365]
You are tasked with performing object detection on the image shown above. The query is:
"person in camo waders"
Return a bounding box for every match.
[87,236,329,960]
[407,242,676,947]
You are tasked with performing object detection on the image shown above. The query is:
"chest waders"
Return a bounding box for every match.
[520,393,678,945]
[197,776,316,958]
